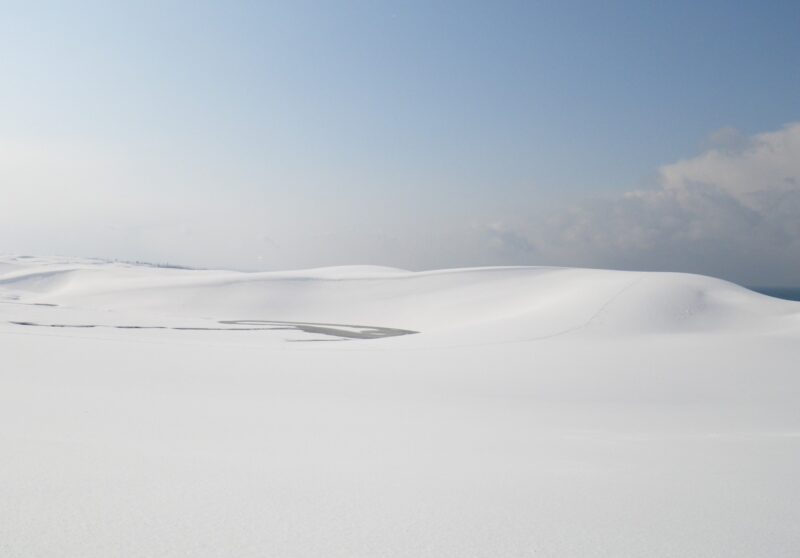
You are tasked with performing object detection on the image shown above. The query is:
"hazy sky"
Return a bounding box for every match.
[2,1,799,284]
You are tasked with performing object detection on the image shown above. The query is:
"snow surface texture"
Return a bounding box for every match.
[2,254,799,557]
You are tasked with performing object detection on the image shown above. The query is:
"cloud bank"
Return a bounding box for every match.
[486,123,800,285]
[3,124,800,286]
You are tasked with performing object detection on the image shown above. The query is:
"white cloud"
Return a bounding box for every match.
[4,124,800,285]
[485,123,800,285]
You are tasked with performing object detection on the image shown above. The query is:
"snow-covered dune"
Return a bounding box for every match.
[2,255,797,340]
[2,255,800,556]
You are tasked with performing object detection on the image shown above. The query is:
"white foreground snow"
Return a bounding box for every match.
[2,255,799,556]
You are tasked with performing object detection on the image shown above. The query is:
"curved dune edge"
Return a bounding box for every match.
[1,255,798,344]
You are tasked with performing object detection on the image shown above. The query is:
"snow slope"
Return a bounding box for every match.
[2,255,799,556]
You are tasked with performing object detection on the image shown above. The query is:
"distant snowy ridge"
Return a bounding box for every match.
[1,255,797,344]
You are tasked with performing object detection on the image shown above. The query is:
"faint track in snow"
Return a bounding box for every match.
[7,319,418,341]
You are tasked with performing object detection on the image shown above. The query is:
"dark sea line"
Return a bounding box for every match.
[748,287,800,302]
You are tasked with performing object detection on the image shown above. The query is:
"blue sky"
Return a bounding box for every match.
[2,1,800,283]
